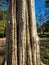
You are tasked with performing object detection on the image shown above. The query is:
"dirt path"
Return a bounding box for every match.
[0,38,6,54]
[0,38,6,64]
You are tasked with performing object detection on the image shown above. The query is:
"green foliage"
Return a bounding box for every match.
[44,49,49,59]
[0,10,3,20]
[36,23,39,30]
[0,32,4,37]
[0,10,8,20]
[0,20,7,37]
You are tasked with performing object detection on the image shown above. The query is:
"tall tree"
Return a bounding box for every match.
[5,0,41,65]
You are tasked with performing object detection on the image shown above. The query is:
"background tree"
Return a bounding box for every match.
[45,0,49,7]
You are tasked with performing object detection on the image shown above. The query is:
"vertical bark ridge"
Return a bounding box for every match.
[26,0,33,65]
[22,0,26,65]
[36,39,40,65]
[16,0,23,65]
[11,0,17,65]
[5,0,17,65]
[17,0,26,65]
[28,0,40,65]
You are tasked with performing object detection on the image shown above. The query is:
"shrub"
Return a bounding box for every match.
[44,49,49,59]
[0,32,4,37]
[0,20,7,38]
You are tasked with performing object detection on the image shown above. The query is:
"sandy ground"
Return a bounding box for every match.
[0,38,6,64]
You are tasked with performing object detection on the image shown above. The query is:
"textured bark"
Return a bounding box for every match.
[5,0,41,65]
[25,1,33,65]
[17,0,26,65]
[11,0,17,65]
[28,0,40,65]
[5,0,17,65]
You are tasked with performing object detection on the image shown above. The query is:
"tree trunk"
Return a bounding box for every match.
[17,0,26,65]
[11,0,17,65]
[25,1,33,65]
[5,0,17,65]
[28,0,40,65]
[5,0,41,65]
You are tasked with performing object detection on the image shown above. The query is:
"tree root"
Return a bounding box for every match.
[40,61,47,65]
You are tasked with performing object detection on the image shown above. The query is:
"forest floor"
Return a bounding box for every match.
[0,38,6,65]
[40,37,49,65]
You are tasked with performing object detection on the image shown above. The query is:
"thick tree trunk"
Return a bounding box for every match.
[5,0,41,65]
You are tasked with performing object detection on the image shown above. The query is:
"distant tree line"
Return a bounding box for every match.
[0,0,8,37]
[0,10,7,21]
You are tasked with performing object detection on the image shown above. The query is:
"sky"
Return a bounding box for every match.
[35,0,49,25]
[35,0,45,17]
[0,0,8,10]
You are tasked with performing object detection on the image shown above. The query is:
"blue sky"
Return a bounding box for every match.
[35,0,49,25]
[0,0,8,10]
[35,0,45,17]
